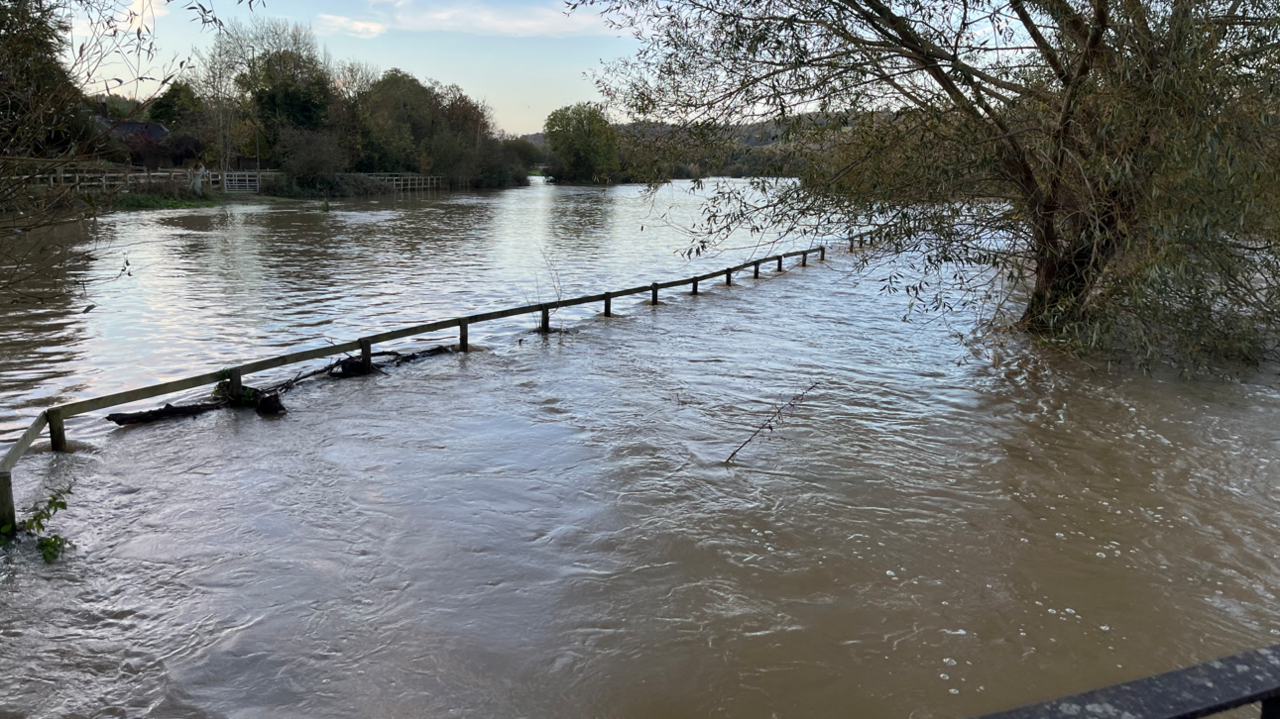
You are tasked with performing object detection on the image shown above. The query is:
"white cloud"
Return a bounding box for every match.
[316,14,389,39]
[391,2,613,37]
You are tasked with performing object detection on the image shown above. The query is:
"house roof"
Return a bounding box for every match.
[108,121,170,142]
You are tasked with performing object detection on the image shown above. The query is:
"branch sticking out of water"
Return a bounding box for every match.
[726,382,819,464]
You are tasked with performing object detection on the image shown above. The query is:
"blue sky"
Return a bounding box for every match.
[127,0,639,134]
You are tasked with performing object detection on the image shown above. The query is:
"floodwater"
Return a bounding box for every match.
[2,179,1280,719]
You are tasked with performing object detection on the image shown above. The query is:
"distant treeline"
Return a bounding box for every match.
[534,102,795,185]
[103,19,542,192]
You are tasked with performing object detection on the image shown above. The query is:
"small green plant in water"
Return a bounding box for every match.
[1,487,74,563]
[211,379,256,406]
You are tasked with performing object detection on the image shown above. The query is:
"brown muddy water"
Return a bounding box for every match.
[2,179,1280,718]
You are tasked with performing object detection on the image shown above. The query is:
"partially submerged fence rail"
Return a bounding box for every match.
[971,644,1280,719]
[0,246,826,531]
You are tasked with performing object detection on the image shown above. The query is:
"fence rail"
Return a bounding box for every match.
[221,171,281,193]
[971,644,1280,719]
[365,173,442,191]
[7,168,443,195]
[0,246,826,531]
[12,167,223,191]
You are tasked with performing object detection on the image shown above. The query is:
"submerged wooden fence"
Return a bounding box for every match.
[0,246,826,531]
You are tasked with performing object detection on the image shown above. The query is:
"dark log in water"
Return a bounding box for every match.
[106,401,227,425]
[106,383,288,425]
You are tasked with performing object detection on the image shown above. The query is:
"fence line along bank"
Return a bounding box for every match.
[0,246,827,531]
[13,167,443,194]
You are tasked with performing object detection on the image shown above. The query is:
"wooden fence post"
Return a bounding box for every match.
[692,279,698,295]
[776,256,783,271]
[229,368,243,404]
[47,407,66,452]
[541,305,550,333]
[651,283,659,305]
[458,321,469,352]
[360,338,373,371]
[820,246,826,261]
[604,292,612,317]
[725,270,732,286]
[802,251,808,267]
[0,471,14,535]
[754,262,760,278]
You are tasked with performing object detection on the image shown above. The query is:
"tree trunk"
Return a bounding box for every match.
[1021,233,1117,334]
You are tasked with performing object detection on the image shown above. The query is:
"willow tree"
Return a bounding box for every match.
[575,0,1280,365]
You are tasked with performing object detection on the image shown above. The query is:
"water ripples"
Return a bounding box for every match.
[2,180,1280,718]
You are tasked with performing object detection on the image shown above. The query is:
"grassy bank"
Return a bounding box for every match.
[109,178,216,212]
[111,193,218,210]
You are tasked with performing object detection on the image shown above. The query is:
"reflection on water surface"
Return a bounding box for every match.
[1,180,1279,719]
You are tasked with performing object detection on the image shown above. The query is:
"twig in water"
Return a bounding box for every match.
[726,381,819,463]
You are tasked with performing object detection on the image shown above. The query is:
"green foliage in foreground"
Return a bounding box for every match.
[1,487,74,563]
[111,193,217,211]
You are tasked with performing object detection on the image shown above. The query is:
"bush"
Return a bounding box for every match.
[502,138,542,169]
[111,178,213,210]
[260,172,391,198]
[276,128,347,181]
[161,132,205,168]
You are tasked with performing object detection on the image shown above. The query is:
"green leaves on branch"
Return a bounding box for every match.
[577,0,1280,368]
[1,487,74,564]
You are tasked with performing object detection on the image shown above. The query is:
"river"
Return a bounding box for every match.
[2,179,1279,718]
